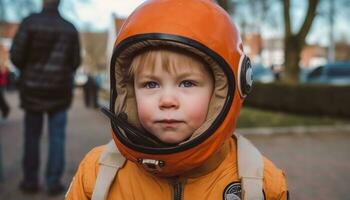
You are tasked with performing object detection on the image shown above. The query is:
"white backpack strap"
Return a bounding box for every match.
[92,140,126,200]
[235,134,264,200]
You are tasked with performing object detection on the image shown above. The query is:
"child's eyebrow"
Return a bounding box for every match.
[136,70,205,80]
[175,71,204,79]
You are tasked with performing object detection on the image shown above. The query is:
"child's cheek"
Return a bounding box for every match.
[137,103,153,125]
[186,101,209,126]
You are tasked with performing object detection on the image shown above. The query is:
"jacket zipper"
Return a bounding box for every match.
[172,181,184,200]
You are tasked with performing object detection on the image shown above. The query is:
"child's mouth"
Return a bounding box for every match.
[158,119,181,123]
[156,119,183,128]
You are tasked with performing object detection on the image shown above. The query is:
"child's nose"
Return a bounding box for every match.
[159,92,179,109]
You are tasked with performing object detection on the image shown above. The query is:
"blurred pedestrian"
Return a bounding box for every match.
[10,0,81,196]
[0,44,10,119]
[83,74,100,109]
[271,64,283,81]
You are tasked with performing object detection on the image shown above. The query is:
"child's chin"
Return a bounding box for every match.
[159,135,184,145]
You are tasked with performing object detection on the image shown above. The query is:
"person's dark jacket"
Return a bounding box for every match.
[10,4,81,112]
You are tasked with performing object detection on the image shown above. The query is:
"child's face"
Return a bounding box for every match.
[134,54,214,144]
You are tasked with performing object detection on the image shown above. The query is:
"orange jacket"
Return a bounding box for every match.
[66,138,288,200]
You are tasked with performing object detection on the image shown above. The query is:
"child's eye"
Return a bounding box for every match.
[179,80,195,87]
[144,81,159,88]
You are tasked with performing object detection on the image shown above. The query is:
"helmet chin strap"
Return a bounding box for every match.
[101,106,174,148]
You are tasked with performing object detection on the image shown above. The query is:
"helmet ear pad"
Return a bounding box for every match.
[237,55,253,98]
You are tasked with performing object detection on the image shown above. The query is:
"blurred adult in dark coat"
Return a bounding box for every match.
[10,0,81,195]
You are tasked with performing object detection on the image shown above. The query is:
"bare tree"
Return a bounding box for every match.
[283,0,319,82]
[246,0,270,33]
[0,0,8,22]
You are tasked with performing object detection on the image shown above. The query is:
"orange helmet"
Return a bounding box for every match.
[102,0,253,177]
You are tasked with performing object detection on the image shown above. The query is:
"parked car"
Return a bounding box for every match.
[302,61,350,85]
[252,64,275,83]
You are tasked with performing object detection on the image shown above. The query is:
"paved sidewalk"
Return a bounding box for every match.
[0,90,111,199]
[246,132,350,200]
[0,89,350,199]
[238,125,350,136]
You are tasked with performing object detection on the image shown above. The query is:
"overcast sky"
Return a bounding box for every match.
[0,0,146,31]
[60,0,146,32]
[1,0,349,46]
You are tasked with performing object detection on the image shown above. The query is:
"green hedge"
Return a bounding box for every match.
[244,82,350,117]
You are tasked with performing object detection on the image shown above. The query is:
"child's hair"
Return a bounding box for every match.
[128,47,214,82]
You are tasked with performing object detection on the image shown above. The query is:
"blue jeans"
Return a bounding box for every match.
[23,110,67,187]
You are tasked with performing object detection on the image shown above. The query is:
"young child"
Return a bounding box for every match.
[66,0,289,199]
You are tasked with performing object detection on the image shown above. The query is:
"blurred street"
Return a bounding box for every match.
[0,89,111,199]
[0,89,350,200]
[247,133,350,200]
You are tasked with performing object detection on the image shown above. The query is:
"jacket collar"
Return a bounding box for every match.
[179,138,234,179]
